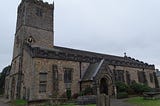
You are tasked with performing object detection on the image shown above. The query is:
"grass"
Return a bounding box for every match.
[127,97,160,106]
[60,103,96,106]
[60,103,75,106]
[11,99,27,106]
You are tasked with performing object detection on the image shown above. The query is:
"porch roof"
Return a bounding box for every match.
[81,59,104,81]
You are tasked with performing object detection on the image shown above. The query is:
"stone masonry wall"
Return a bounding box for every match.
[29,58,90,100]
[109,65,155,88]
[22,49,35,100]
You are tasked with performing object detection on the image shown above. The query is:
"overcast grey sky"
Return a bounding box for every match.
[1,0,160,71]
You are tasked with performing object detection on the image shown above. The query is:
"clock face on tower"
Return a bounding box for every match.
[28,37,33,43]
[26,36,35,44]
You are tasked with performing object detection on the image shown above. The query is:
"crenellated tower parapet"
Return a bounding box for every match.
[16,0,54,31]
[19,0,54,9]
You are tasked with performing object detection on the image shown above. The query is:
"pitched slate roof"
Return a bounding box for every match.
[81,59,104,81]
[25,44,155,70]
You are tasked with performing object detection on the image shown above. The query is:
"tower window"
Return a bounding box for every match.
[36,7,43,17]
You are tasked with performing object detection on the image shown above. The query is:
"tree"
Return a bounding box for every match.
[0,65,11,94]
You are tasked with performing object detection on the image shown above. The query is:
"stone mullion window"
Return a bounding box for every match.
[122,71,125,82]
[137,71,147,84]
[39,73,47,93]
[138,71,143,83]
[126,71,131,85]
[149,73,153,83]
[153,72,159,88]
[115,70,125,82]
[119,70,125,82]
[64,68,73,83]
[113,69,117,81]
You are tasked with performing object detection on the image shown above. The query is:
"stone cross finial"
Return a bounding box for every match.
[124,52,127,57]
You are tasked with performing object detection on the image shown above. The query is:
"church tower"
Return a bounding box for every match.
[8,0,54,100]
[13,0,54,58]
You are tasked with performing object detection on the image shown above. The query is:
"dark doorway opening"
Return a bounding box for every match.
[100,78,108,95]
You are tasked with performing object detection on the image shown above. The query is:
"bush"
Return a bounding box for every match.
[72,93,79,99]
[127,87,135,95]
[0,65,11,95]
[117,92,128,99]
[115,81,152,97]
[11,99,27,106]
[79,87,94,96]
[115,81,129,93]
[84,87,94,95]
[66,89,71,100]
[130,82,151,95]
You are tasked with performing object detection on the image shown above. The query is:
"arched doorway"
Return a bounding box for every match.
[100,78,108,95]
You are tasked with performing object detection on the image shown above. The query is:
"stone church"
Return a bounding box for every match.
[5,0,156,101]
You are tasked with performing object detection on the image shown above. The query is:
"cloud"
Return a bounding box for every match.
[1,0,160,71]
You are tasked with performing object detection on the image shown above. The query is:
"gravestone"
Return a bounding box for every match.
[97,93,110,106]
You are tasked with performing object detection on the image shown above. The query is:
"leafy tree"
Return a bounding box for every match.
[0,65,11,94]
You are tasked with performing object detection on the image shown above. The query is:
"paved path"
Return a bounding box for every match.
[77,98,135,106]
[0,102,10,106]
[111,98,135,106]
[0,97,10,106]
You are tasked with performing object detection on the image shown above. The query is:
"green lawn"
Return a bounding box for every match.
[61,103,96,106]
[127,97,160,106]
[11,99,27,106]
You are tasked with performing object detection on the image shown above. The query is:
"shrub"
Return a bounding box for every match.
[72,93,79,99]
[117,92,128,99]
[66,89,71,100]
[115,81,129,93]
[127,87,135,95]
[83,87,94,95]
[11,99,27,106]
[79,87,94,96]
[130,82,151,95]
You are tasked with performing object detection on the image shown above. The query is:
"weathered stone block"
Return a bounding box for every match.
[97,94,110,106]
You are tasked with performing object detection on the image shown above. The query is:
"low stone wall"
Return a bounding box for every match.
[27,99,48,106]
[76,95,96,105]
[143,92,160,100]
